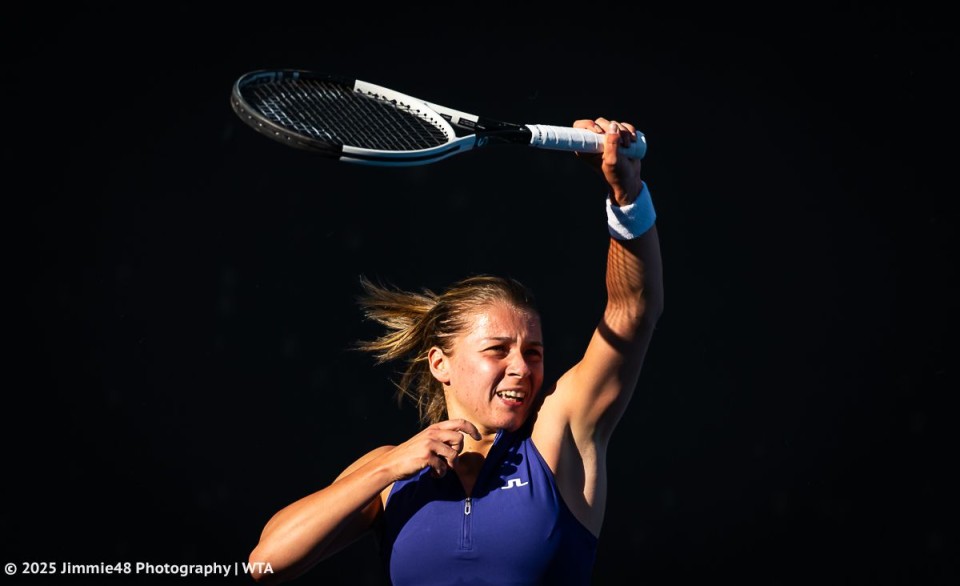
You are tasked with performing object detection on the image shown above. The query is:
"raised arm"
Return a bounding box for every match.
[532,118,663,533]
[563,118,664,441]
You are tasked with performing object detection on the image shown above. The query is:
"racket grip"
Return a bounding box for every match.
[526,124,646,159]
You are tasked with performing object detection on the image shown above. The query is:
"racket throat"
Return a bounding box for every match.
[467,118,532,147]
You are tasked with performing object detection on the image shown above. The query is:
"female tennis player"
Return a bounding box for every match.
[248,118,663,585]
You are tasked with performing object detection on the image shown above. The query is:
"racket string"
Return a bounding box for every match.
[248,79,449,151]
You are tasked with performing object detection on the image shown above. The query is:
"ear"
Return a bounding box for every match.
[428,346,451,384]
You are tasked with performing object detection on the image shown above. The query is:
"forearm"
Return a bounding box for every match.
[250,455,394,583]
[604,225,663,338]
[562,221,662,434]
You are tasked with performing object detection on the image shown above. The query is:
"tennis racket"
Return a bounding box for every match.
[230,69,646,167]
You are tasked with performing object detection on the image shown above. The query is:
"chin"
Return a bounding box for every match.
[494,412,529,432]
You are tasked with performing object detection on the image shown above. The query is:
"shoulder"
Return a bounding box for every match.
[530,380,568,468]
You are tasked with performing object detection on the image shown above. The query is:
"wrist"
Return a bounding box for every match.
[606,181,655,240]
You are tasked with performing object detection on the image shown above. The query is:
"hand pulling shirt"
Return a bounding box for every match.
[380,426,598,586]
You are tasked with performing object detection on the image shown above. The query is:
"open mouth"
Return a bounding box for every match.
[495,390,526,404]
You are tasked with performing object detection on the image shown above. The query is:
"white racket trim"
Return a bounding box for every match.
[341,135,477,166]
[342,80,477,165]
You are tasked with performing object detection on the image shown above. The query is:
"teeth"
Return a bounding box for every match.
[497,391,525,400]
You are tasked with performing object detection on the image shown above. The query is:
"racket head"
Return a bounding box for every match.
[230,70,468,165]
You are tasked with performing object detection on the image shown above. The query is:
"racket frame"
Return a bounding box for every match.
[231,69,644,167]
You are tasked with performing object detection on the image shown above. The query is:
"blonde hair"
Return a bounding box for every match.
[356,274,539,427]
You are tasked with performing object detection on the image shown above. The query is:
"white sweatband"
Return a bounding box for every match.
[606,181,656,240]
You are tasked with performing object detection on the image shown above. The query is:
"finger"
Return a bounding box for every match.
[605,121,621,165]
[619,121,637,141]
[438,418,482,440]
[430,440,460,462]
[573,120,604,136]
[614,122,632,148]
[431,430,466,453]
[438,429,466,444]
[429,457,449,478]
[451,430,466,453]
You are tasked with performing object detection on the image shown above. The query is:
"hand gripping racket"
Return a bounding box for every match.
[230,69,646,167]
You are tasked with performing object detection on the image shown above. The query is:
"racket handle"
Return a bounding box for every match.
[526,124,647,159]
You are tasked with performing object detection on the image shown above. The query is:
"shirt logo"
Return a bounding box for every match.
[501,477,529,490]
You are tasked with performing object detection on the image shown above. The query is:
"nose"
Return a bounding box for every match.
[507,350,532,379]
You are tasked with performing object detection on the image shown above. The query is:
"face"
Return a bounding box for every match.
[430,302,544,434]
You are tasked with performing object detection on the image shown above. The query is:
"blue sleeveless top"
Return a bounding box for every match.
[380,427,599,586]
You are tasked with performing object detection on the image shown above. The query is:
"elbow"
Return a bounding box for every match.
[603,294,662,337]
[642,281,664,324]
[248,545,281,585]
[644,295,664,325]
[631,291,663,329]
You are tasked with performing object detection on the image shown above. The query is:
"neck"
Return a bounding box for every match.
[454,430,498,498]
[462,430,497,458]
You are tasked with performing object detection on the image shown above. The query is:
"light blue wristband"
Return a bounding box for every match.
[606,181,656,240]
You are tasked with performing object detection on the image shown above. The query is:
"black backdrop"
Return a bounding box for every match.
[4,5,955,586]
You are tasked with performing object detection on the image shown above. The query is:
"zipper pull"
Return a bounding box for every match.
[464,497,472,515]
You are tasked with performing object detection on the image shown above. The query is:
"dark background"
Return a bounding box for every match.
[3,4,955,585]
